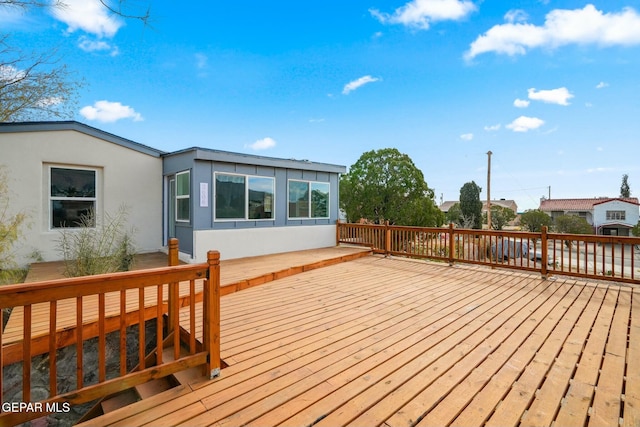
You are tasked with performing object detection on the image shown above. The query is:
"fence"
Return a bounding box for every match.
[0,239,220,425]
[337,221,640,285]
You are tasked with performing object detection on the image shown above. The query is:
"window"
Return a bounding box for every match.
[215,173,274,220]
[176,171,190,222]
[50,167,97,228]
[606,210,626,221]
[288,180,330,219]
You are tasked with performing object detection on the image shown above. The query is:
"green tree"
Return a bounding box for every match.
[445,202,461,225]
[483,205,516,230]
[554,215,593,234]
[340,148,442,226]
[459,181,482,229]
[620,174,631,198]
[520,209,552,232]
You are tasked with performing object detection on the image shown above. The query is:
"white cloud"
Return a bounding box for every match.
[596,81,609,89]
[78,36,119,56]
[0,65,25,84]
[80,100,143,123]
[484,124,501,131]
[504,9,528,24]
[460,133,474,141]
[246,137,276,150]
[35,97,63,107]
[528,87,574,105]
[51,0,123,38]
[514,98,530,108]
[506,116,545,132]
[465,4,640,60]
[342,75,380,95]
[370,0,476,30]
[587,167,613,173]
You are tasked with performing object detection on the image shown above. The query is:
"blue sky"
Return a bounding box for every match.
[4,0,640,211]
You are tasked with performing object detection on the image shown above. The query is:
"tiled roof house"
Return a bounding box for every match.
[539,197,640,236]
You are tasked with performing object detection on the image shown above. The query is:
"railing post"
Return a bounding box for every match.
[384,221,391,256]
[336,219,341,246]
[448,223,455,266]
[203,250,221,379]
[541,226,548,279]
[167,238,179,334]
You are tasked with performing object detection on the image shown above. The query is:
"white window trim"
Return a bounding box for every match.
[48,165,98,230]
[287,179,331,220]
[175,170,190,223]
[606,210,626,221]
[214,172,276,222]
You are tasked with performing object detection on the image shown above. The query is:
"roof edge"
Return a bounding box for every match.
[0,121,166,157]
[165,146,346,173]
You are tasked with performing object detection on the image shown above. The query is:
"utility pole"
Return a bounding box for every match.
[487,151,492,230]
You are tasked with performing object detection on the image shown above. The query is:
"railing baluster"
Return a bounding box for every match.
[99,293,106,382]
[23,304,32,402]
[190,279,196,354]
[156,284,163,365]
[49,300,57,396]
[620,243,625,279]
[631,244,636,280]
[139,287,145,370]
[120,290,127,376]
[173,280,180,362]
[611,241,615,277]
[76,297,83,389]
[168,238,180,360]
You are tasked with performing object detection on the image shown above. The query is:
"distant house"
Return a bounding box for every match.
[0,121,345,267]
[439,199,518,214]
[539,197,640,236]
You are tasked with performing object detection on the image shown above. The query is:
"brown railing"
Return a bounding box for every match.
[337,221,640,284]
[0,239,221,425]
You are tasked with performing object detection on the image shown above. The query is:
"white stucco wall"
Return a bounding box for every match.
[192,225,337,263]
[1,129,163,267]
[593,200,640,229]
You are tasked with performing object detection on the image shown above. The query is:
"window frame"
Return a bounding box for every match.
[214,172,276,222]
[287,179,330,220]
[606,210,626,221]
[175,170,191,223]
[49,165,98,230]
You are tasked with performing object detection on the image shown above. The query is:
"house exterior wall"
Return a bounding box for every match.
[0,128,163,267]
[593,200,639,235]
[163,150,344,261]
[193,225,337,262]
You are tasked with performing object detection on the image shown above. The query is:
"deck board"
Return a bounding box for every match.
[72,255,639,427]
[623,287,640,427]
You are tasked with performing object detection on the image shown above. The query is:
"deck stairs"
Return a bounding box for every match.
[78,344,206,423]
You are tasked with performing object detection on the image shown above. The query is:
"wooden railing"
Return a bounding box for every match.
[0,240,221,425]
[337,221,640,284]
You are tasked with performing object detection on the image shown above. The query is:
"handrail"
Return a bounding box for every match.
[0,243,221,425]
[337,221,640,284]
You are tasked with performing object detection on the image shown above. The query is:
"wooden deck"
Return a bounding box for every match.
[2,246,371,347]
[79,255,640,427]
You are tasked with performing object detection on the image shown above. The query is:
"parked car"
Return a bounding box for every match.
[491,239,528,260]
